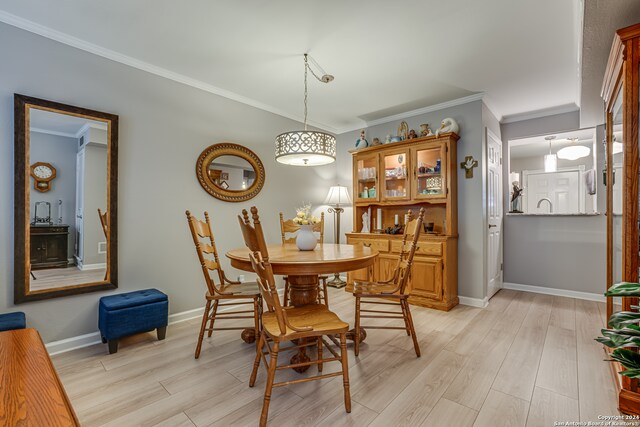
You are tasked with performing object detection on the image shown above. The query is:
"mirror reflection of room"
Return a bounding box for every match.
[29,108,109,291]
[208,155,256,191]
[508,127,597,215]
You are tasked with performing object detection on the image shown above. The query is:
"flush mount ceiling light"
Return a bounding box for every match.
[557,137,591,160]
[544,136,557,172]
[275,54,336,166]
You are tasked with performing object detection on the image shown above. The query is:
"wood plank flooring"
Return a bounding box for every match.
[30,266,106,291]
[53,288,620,426]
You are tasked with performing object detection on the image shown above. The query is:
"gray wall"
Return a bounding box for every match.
[0,23,336,342]
[501,111,606,294]
[81,144,108,266]
[336,99,489,300]
[29,131,77,259]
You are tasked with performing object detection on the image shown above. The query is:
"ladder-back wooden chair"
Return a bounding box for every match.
[352,208,425,357]
[279,211,329,306]
[186,210,262,359]
[239,207,351,427]
[97,208,108,280]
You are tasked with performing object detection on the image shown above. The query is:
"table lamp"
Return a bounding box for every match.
[325,185,352,288]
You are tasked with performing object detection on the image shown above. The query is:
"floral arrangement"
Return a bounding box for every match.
[292,203,320,226]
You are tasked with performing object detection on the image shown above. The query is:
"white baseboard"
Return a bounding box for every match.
[459,296,489,308]
[502,282,605,302]
[46,331,103,356]
[80,262,107,271]
[45,289,284,356]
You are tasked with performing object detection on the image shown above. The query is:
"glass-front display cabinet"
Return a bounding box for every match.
[354,153,379,202]
[413,143,446,199]
[602,22,640,415]
[382,148,410,201]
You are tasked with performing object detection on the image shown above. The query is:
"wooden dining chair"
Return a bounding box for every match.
[239,207,351,427]
[97,208,108,280]
[352,208,425,357]
[98,208,108,239]
[186,210,262,359]
[279,212,329,307]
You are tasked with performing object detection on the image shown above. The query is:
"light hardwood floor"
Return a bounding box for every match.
[52,288,620,426]
[30,266,106,291]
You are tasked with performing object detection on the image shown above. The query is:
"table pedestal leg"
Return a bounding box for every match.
[287,275,320,373]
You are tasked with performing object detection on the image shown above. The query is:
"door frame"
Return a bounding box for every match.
[486,128,503,299]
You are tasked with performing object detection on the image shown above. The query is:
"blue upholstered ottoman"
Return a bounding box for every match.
[0,312,26,332]
[99,289,168,354]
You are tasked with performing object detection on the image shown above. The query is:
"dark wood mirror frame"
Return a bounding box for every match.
[14,94,118,303]
[196,142,265,202]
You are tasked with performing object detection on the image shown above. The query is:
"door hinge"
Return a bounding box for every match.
[500,263,503,271]
[500,157,502,165]
[442,262,445,270]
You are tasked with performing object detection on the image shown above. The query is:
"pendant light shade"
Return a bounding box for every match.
[275,54,336,166]
[275,131,336,166]
[544,136,557,173]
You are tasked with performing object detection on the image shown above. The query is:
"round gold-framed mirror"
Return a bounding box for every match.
[196,143,265,202]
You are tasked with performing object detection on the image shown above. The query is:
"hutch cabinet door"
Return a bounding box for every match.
[412,142,447,200]
[381,148,411,201]
[409,257,443,300]
[353,153,380,202]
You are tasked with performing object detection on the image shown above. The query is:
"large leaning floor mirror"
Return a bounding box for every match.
[14,94,118,303]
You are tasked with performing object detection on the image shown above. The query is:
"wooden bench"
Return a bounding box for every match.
[0,328,79,426]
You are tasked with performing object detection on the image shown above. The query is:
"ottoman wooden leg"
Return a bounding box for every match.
[108,340,118,354]
[157,326,167,341]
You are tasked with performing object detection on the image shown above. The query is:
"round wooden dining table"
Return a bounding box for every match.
[226,243,378,372]
[226,243,378,307]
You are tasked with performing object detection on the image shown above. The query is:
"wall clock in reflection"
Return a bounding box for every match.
[196,142,265,202]
[30,162,56,192]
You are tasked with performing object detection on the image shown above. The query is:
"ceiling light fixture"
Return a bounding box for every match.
[557,136,591,160]
[275,54,336,166]
[544,136,557,172]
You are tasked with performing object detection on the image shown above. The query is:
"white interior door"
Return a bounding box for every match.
[487,129,503,299]
[525,169,582,214]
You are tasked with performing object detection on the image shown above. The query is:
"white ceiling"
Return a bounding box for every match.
[30,108,105,137]
[0,0,583,132]
[510,127,595,158]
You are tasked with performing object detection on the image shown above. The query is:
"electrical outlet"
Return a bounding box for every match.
[237,275,245,283]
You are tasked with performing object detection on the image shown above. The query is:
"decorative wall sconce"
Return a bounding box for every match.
[460,156,478,178]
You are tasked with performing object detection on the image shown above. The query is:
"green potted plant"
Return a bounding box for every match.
[597,282,640,378]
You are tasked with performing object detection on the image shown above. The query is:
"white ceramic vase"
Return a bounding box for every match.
[296,224,317,251]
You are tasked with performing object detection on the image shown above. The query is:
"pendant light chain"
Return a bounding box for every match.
[304,54,308,131]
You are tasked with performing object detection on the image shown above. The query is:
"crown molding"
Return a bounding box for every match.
[75,122,108,139]
[30,127,77,138]
[500,103,579,124]
[0,11,339,134]
[336,93,485,134]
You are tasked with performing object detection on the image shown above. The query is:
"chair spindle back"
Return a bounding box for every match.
[392,208,425,294]
[186,210,226,296]
[238,207,288,335]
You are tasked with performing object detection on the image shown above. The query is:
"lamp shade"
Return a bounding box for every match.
[325,185,352,206]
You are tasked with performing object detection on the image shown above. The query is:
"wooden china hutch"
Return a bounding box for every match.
[603,23,640,415]
[346,133,459,311]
